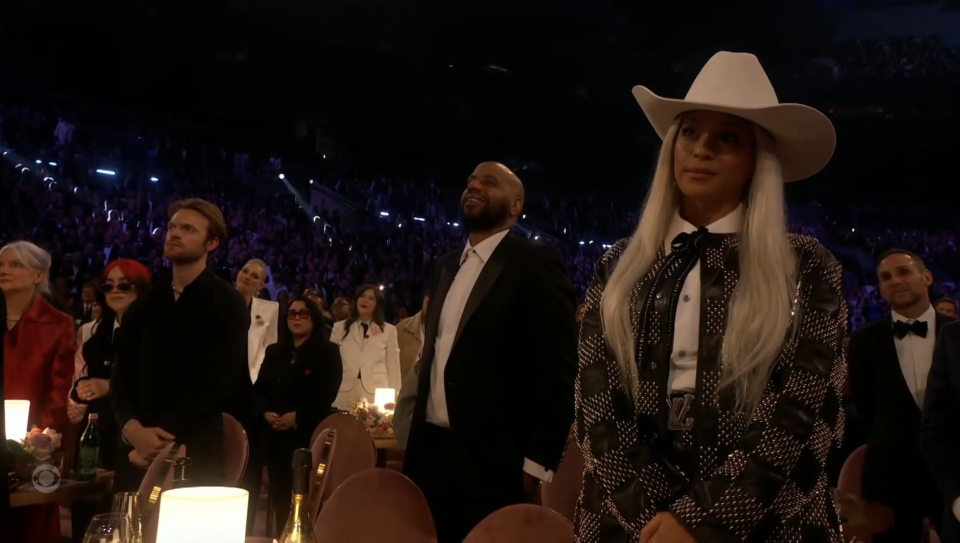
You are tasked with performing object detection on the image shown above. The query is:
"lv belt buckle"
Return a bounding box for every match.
[667,393,695,431]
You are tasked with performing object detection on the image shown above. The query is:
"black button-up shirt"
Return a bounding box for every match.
[113,267,249,442]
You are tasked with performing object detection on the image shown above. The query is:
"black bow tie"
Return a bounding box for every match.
[671,227,710,252]
[894,319,928,339]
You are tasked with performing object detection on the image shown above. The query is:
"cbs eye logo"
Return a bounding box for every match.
[32,464,62,493]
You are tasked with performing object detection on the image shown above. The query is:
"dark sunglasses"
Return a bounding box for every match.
[287,309,312,320]
[99,283,135,294]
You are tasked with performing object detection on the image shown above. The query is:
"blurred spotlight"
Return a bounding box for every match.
[150,177,159,182]
[380,212,389,217]
[48,162,58,167]
[96,169,116,176]
[413,217,425,222]
[279,173,285,180]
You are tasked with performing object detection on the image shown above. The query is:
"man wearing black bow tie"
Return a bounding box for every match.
[849,248,953,543]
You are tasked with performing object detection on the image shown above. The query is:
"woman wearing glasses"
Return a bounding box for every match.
[256,297,342,534]
[68,259,151,499]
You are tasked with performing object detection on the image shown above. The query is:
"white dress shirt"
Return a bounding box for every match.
[426,229,554,482]
[891,305,936,407]
[664,206,744,394]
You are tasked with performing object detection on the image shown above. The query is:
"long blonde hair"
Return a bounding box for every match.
[600,122,797,411]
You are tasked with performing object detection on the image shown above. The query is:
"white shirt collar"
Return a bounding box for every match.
[892,305,936,324]
[664,205,744,253]
[461,229,510,265]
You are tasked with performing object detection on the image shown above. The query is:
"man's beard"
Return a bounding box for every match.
[460,201,511,233]
[164,245,206,266]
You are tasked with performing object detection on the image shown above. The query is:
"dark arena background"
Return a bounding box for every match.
[1,0,960,540]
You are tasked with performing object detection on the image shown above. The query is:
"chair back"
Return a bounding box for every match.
[314,413,376,501]
[309,427,337,518]
[540,429,583,522]
[137,442,186,543]
[836,444,870,543]
[221,412,249,486]
[313,468,436,543]
[463,504,573,543]
[837,444,866,494]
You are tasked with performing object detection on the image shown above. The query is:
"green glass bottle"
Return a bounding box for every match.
[77,413,100,481]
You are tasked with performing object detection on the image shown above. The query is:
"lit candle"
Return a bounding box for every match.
[374,388,396,411]
[155,487,248,543]
[4,400,30,440]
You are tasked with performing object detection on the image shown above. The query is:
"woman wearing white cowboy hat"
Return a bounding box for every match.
[573,52,846,543]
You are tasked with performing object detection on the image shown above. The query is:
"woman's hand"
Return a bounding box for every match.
[76,378,110,401]
[264,411,279,427]
[275,412,297,431]
[639,512,695,543]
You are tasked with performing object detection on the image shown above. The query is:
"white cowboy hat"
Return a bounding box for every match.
[632,51,836,182]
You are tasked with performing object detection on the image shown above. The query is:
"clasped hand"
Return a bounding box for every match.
[264,411,296,431]
[638,512,696,543]
[125,421,175,468]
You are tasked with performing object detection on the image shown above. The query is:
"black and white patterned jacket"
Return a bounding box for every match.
[574,233,847,543]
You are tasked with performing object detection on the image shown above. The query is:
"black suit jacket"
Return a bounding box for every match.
[255,337,343,444]
[403,232,577,478]
[849,312,953,500]
[922,320,960,542]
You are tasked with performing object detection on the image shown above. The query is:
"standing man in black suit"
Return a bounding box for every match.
[849,248,952,542]
[921,320,960,543]
[403,162,577,543]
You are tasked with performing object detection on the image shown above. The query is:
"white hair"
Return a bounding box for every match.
[0,241,53,295]
[600,122,797,411]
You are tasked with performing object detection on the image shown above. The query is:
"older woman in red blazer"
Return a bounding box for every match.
[0,241,76,543]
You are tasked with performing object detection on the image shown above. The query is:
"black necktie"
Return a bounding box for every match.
[359,323,369,378]
[671,227,710,253]
[894,320,928,339]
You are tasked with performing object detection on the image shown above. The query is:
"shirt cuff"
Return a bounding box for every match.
[523,458,555,483]
[953,497,960,523]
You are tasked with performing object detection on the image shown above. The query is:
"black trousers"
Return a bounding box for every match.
[864,465,943,543]
[240,417,264,535]
[264,429,308,535]
[406,424,526,543]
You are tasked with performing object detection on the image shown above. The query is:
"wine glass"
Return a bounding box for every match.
[82,513,130,543]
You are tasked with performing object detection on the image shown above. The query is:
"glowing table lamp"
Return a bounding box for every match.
[4,400,30,440]
[374,388,396,412]
[155,487,248,543]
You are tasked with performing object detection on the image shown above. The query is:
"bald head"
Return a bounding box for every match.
[476,162,525,201]
[461,162,525,234]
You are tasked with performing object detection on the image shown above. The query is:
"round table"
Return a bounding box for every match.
[10,470,113,508]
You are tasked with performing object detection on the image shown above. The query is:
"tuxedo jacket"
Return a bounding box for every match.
[403,232,578,478]
[849,312,953,499]
[922,320,960,542]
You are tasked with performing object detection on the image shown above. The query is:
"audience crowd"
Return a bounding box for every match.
[1,98,958,331]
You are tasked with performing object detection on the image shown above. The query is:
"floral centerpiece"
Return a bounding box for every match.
[5,426,63,489]
[352,397,395,437]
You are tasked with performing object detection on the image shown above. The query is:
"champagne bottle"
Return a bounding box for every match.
[277,448,316,543]
[172,457,191,489]
[77,413,100,481]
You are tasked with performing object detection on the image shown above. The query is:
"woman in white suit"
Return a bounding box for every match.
[330,284,401,410]
[237,259,279,384]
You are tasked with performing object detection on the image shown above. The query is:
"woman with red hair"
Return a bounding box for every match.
[68,259,152,534]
